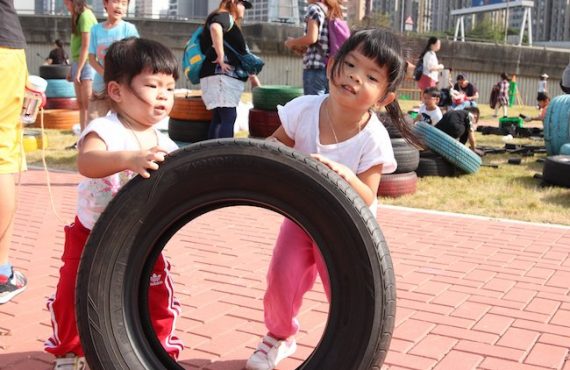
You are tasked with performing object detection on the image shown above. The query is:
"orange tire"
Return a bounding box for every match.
[33,109,79,130]
[170,96,212,121]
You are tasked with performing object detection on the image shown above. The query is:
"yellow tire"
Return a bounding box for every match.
[22,134,38,153]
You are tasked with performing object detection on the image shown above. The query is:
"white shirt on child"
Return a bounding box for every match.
[76,113,179,230]
[277,94,397,213]
[419,104,443,125]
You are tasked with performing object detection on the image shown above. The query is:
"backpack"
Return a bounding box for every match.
[413,59,423,81]
[327,18,350,59]
[315,3,350,61]
[182,26,205,84]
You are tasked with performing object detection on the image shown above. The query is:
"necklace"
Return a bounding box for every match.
[324,98,339,144]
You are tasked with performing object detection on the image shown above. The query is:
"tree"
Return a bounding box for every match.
[466,18,505,43]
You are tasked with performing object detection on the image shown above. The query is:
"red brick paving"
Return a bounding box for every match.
[1,169,569,370]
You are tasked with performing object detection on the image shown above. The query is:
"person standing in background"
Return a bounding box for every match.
[537,73,548,100]
[417,36,444,91]
[199,0,260,139]
[493,72,510,118]
[88,0,139,123]
[64,0,97,135]
[0,0,28,304]
[284,0,337,95]
[561,63,570,94]
[45,39,69,65]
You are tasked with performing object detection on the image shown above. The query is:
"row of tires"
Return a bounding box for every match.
[249,85,303,138]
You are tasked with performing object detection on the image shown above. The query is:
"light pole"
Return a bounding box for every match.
[400,0,405,33]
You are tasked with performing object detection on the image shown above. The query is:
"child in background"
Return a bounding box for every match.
[435,106,480,153]
[88,0,139,122]
[537,73,548,100]
[63,0,97,134]
[415,87,443,125]
[246,28,420,370]
[525,92,550,122]
[45,38,183,370]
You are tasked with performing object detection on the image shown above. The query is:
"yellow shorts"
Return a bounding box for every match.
[0,48,27,174]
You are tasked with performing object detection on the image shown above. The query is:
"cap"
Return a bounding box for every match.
[27,75,48,93]
[562,63,570,92]
[456,74,465,81]
[239,0,253,9]
[541,73,549,78]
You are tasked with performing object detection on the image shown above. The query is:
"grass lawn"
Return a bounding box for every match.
[22,99,570,226]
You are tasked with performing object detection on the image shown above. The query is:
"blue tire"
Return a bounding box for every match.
[45,79,76,98]
[544,94,570,155]
[413,121,481,174]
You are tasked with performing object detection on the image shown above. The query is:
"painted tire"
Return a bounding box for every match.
[168,119,209,143]
[45,79,76,98]
[391,138,419,173]
[39,65,71,80]
[22,134,38,153]
[543,94,570,155]
[248,108,281,138]
[378,172,417,198]
[45,97,79,110]
[542,155,570,188]
[24,129,48,149]
[169,96,212,122]
[560,143,570,155]
[413,121,481,174]
[76,139,396,370]
[33,109,79,130]
[252,85,303,111]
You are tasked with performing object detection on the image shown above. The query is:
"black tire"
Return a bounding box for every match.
[542,155,570,187]
[377,112,406,139]
[416,153,457,177]
[39,64,71,79]
[391,138,419,173]
[76,139,396,370]
[168,118,209,143]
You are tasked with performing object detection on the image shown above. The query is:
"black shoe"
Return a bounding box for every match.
[65,142,78,150]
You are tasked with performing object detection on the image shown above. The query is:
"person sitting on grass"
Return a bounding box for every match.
[450,74,479,110]
[524,92,550,123]
[414,87,443,125]
[434,107,480,154]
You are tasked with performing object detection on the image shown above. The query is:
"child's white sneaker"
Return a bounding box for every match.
[54,354,87,370]
[246,334,297,370]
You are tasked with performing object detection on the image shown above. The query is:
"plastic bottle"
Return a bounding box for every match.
[20,75,48,125]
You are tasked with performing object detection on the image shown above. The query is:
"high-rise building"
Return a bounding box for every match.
[136,0,169,19]
[168,0,213,19]
[244,0,300,24]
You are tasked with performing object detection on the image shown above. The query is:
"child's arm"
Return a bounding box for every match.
[88,54,104,76]
[77,132,168,179]
[311,154,382,207]
[268,126,295,147]
[468,131,476,151]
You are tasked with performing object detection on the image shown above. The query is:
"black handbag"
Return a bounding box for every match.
[223,41,264,77]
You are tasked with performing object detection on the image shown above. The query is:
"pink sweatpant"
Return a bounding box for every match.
[45,217,183,358]
[263,218,331,340]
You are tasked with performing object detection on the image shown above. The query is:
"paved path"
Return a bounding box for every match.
[1,169,569,370]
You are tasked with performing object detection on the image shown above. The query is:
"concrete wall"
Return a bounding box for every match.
[19,15,570,104]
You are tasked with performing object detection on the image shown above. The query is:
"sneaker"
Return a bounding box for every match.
[54,354,87,370]
[246,334,297,370]
[0,269,27,304]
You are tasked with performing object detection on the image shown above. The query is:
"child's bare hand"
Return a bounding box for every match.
[311,154,356,183]
[129,146,168,178]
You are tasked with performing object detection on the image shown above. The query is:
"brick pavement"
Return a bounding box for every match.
[1,169,569,370]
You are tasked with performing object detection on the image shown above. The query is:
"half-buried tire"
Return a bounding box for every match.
[76,139,396,370]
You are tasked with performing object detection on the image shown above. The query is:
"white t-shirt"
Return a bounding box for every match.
[277,94,397,212]
[422,51,439,81]
[76,113,179,230]
[419,104,443,125]
[537,80,547,93]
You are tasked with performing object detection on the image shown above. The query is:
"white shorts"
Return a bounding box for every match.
[200,75,244,110]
